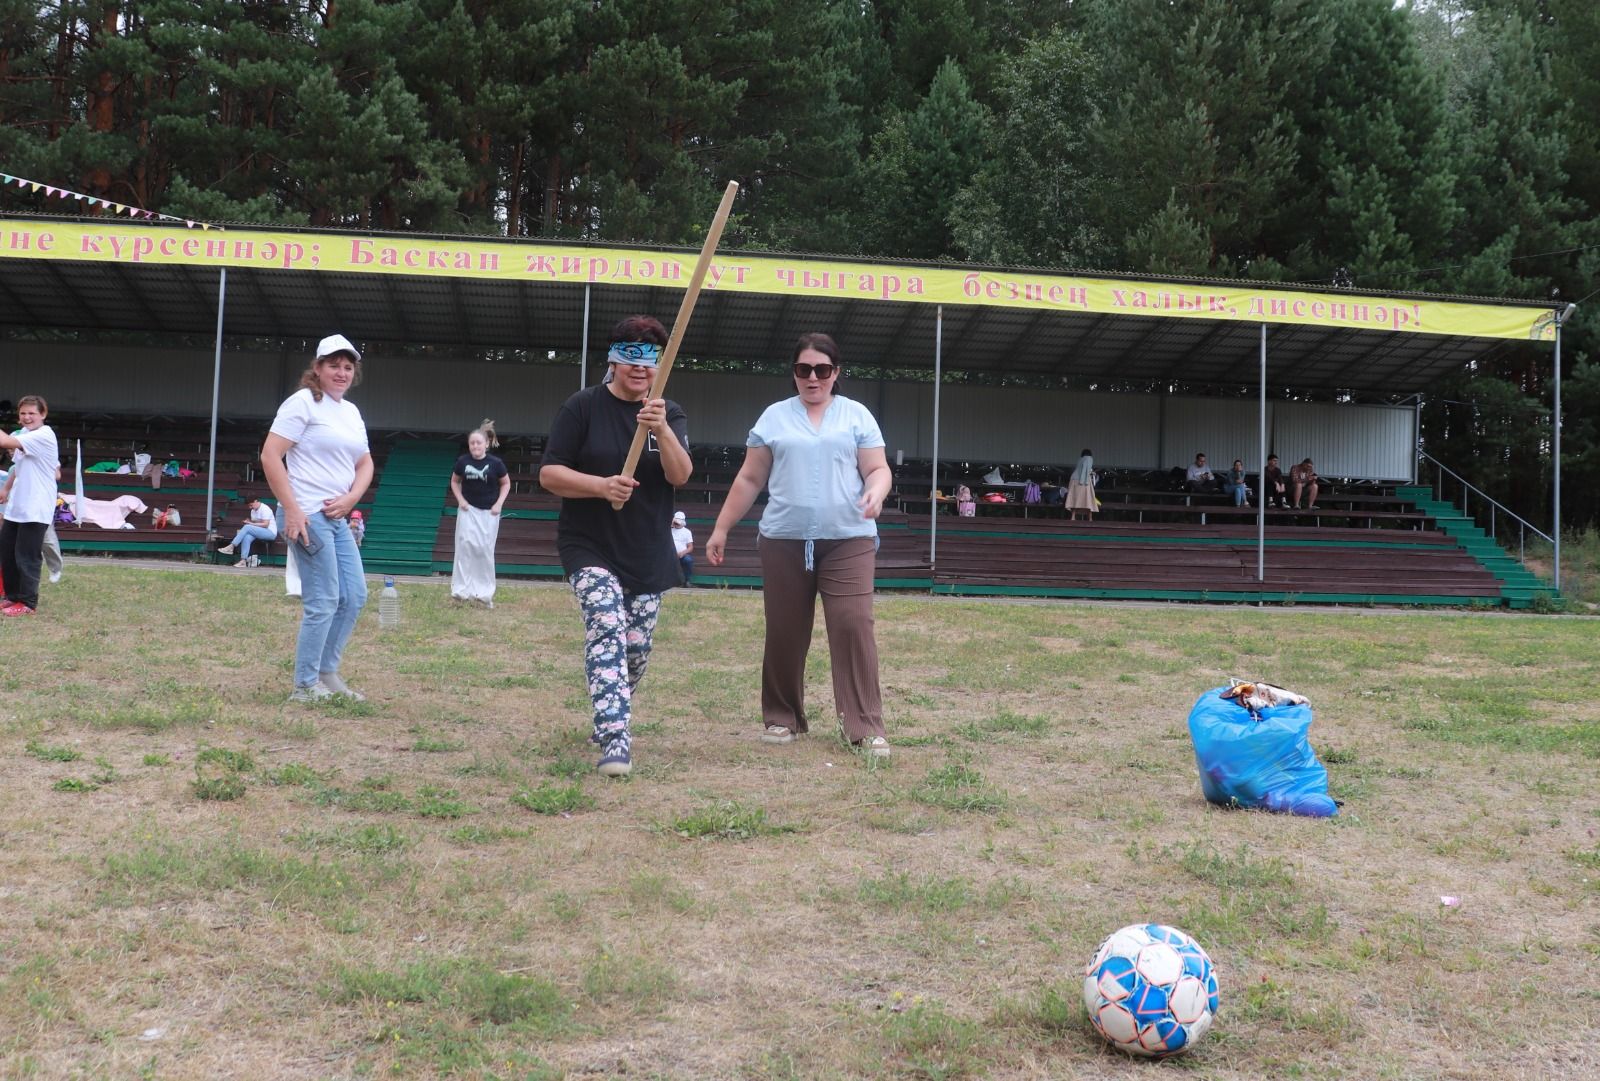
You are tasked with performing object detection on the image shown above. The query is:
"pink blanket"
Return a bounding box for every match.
[71,493,149,529]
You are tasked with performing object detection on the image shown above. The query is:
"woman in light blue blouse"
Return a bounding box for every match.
[707,333,895,756]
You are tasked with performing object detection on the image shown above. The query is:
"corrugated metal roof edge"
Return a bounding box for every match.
[0,211,1560,311]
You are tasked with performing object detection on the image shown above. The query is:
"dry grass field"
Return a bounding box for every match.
[2,561,1598,1080]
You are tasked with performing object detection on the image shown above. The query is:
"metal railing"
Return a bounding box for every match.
[1416,449,1553,565]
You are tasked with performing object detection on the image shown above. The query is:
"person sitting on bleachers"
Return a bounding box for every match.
[1223,459,1251,507]
[1185,453,1220,493]
[1262,454,1287,507]
[216,497,277,567]
[1290,458,1320,509]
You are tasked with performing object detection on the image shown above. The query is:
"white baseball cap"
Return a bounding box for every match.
[672,511,686,524]
[316,333,361,362]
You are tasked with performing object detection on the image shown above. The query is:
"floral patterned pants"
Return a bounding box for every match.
[569,567,662,755]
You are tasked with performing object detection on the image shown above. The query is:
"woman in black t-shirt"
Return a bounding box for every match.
[450,419,510,607]
[539,315,692,777]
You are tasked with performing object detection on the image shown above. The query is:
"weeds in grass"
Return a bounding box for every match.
[855,871,973,913]
[510,781,594,815]
[912,762,1006,813]
[668,800,802,840]
[411,734,466,753]
[140,753,170,767]
[414,785,476,818]
[195,747,256,773]
[581,948,678,1009]
[956,709,1049,741]
[876,1001,987,1080]
[543,754,590,779]
[25,739,81,762]
[193,774,247,801]
[52,777,98,793]
[263,763,328,787]
[334,958,571,1031]
[292,824,410,855]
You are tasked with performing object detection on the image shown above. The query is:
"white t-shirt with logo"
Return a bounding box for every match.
[4,425,60,525]
[268,388,369,511]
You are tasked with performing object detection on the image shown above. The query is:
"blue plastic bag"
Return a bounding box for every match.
[1187,686,1337,817]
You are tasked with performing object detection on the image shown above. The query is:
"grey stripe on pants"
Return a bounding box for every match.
[757,535,886,743]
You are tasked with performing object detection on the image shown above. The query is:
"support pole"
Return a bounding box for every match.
[1257,323,1266,582]
[204,268,227,538]
[1553,315,1564,591]
[580,283,591,390]
[930,306,943,568]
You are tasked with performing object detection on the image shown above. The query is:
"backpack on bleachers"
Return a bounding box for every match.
[1023,480,1041,504]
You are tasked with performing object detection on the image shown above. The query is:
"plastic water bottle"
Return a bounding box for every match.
[378,576,400,628]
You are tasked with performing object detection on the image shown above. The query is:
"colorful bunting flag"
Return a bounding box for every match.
[0,171,213,229]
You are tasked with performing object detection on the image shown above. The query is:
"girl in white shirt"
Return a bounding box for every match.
[261,335,374,702]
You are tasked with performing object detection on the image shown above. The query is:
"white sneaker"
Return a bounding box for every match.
[857,736,891,758]
[288,681,334,703]
[319,672,367,702]
[761,725,797,744]
[217,544,236,555]
[48,571,62,584]
[234,559,251,568]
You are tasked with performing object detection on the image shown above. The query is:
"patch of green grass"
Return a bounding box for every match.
[193,774,247,801]
[668,800,802,840]
[410,735,466,753]
[956,709,1050,741]
[581,948,678,1009]
[544,753,590,780]
[89,696,221,731]
[263,763,328,787]
[855,871,973,913]
[624,872,697,915]
[413,785,475,818]
[510,781,594,816]
[988,983,1080,1038]
[103,832,385,910]
[313,786,412,814]
[876,1001,987,1080]
[195,747,256,773]
[52,777,99,793]
[912,762,1007,813]
[292,824,410,855]
[446,825,503,846]
[25,739,82,762]
[333,958,571,1031]
[140,753,171,767]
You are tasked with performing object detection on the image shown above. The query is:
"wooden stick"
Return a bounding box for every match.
[610,179,739,509]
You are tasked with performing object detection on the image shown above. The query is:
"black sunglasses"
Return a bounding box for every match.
[793,362,837,380]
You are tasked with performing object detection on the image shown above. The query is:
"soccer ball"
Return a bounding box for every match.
[1083,923,1219,1057]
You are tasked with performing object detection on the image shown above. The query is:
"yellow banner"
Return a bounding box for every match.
[0,220,1554,341]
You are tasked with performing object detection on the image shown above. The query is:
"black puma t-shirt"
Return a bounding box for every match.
[541,384,688,594]
[453,453,508,510]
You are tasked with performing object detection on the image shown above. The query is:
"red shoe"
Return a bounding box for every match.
[1,602,35,616]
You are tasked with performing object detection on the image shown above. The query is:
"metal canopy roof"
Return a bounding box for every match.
[0,221,1551,396]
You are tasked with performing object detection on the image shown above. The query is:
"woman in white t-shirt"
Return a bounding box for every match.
[260,335,374,702]
[217,497,278,567]
[0,395,61,615]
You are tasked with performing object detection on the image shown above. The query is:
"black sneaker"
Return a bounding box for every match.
[597,742,631,777]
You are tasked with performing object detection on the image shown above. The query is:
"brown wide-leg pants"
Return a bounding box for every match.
[758,536,886,742]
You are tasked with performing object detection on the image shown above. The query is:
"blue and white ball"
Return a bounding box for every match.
[1083,923,1219,1057]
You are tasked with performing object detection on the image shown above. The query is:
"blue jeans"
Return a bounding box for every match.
[295,512,367,688]
[1224,482,1249,506]
[231,522,276,558]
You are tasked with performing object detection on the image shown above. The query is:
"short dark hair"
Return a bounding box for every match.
[793,332,841,366]
[611,314,668,347]
[1080,448,1092,458]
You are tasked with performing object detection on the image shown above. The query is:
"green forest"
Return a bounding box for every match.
[2,0,1599,535]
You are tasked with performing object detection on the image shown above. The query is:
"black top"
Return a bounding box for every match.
[453,453,508,510]
[541,384,689,594]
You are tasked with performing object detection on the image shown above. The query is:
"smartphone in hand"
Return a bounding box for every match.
[293,531,324,558]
